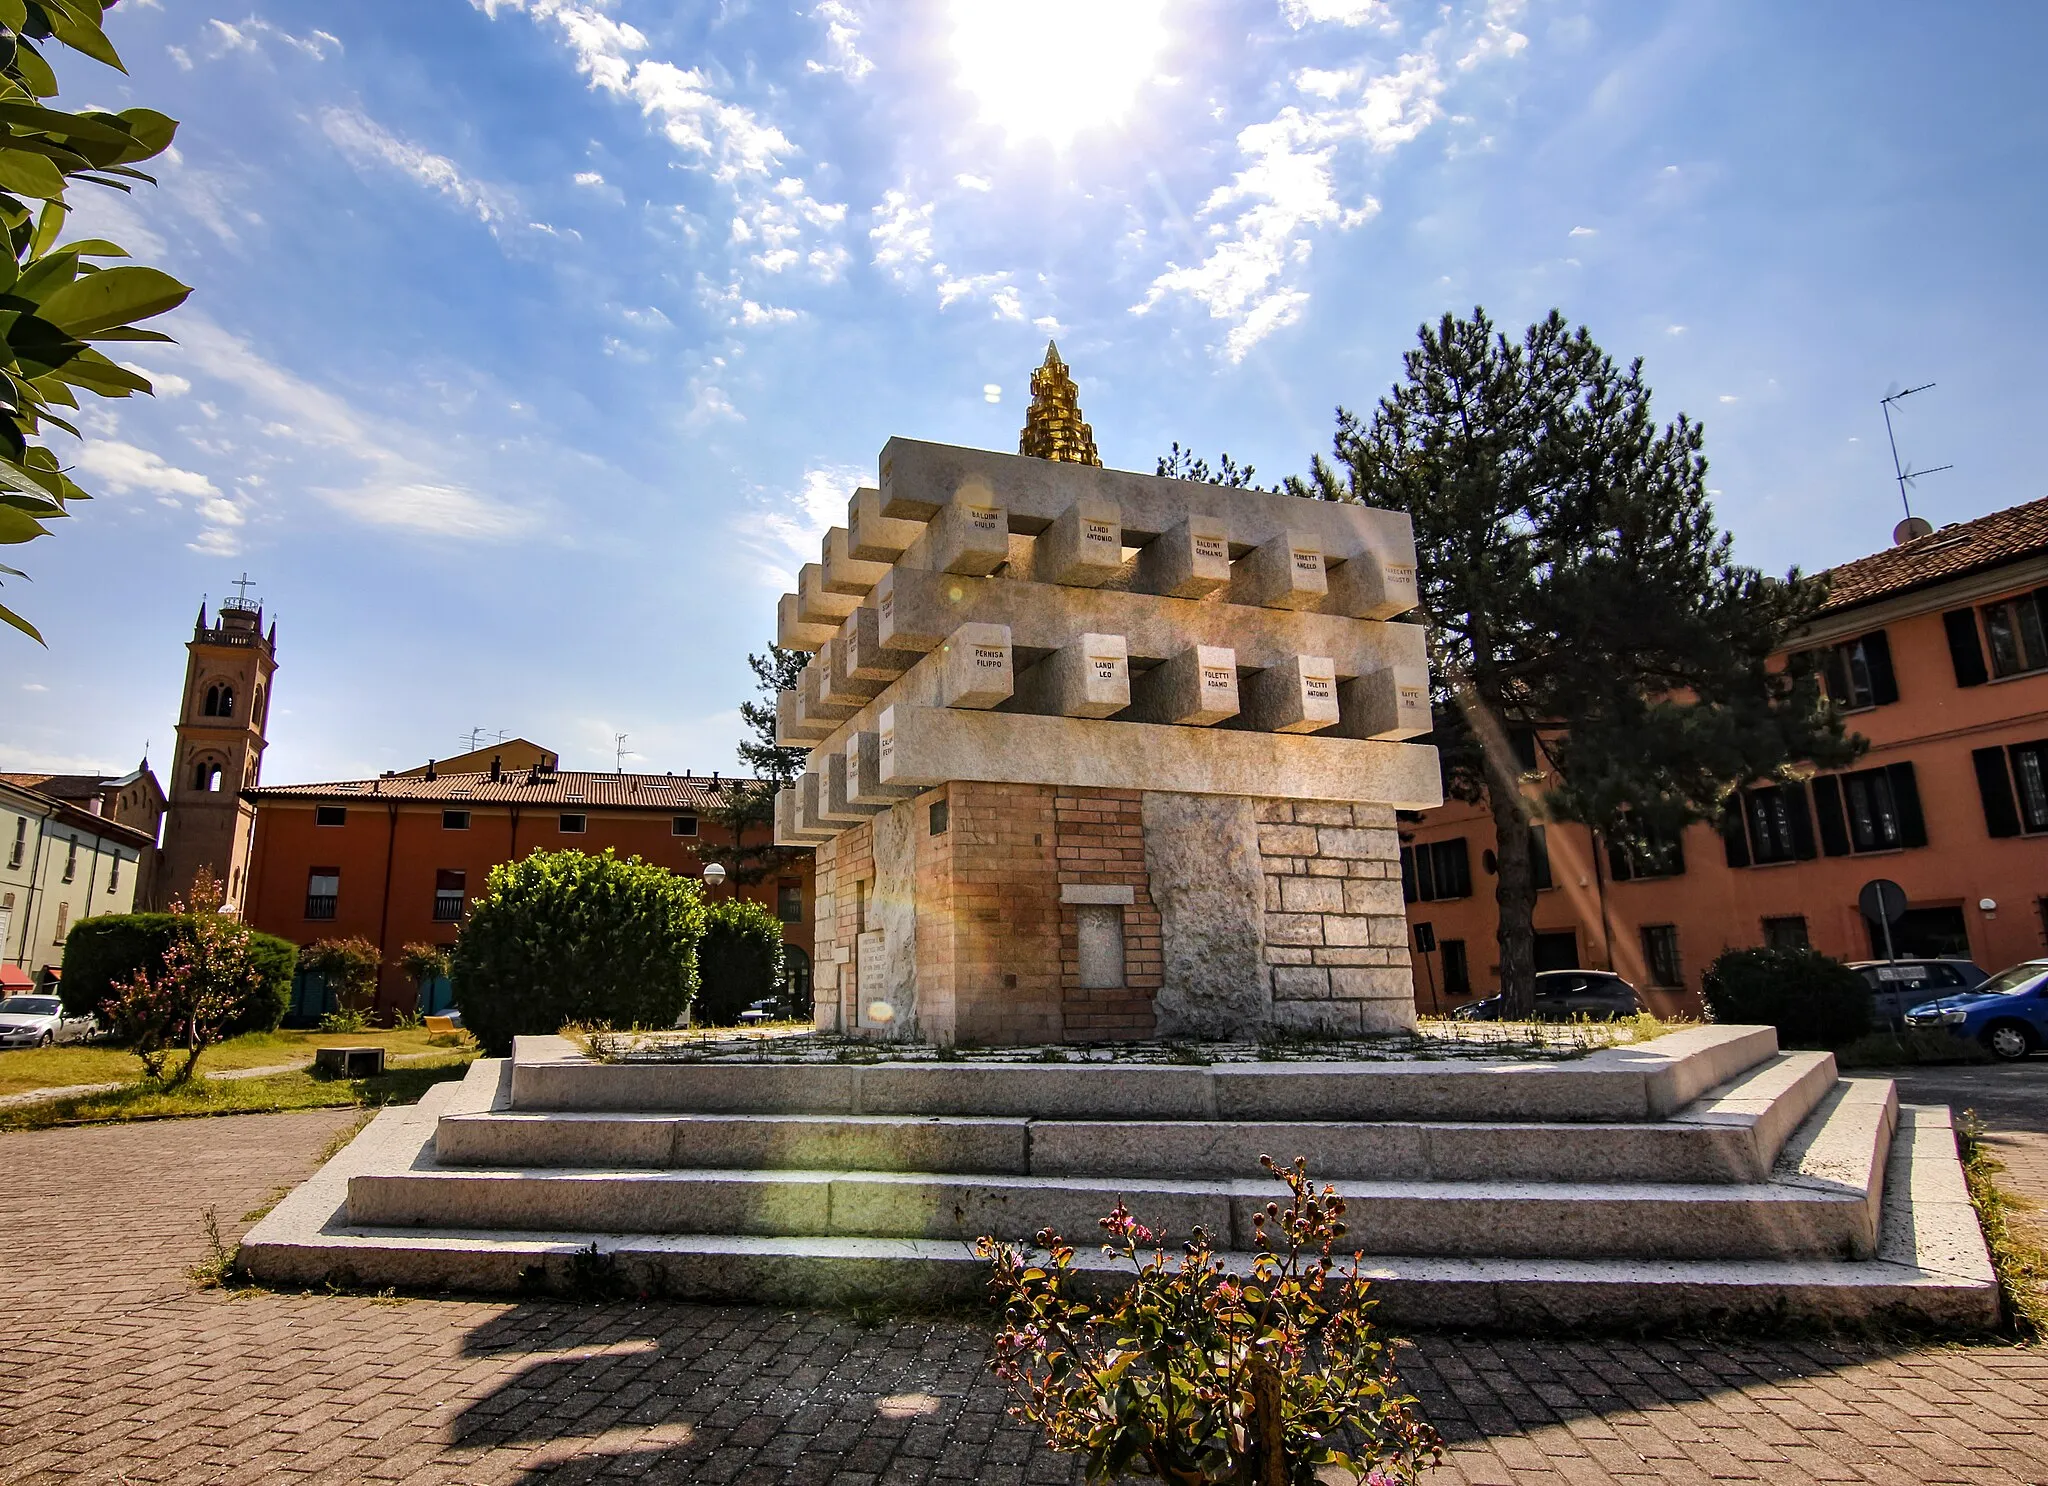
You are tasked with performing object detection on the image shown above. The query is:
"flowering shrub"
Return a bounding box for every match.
[101,870,264,1086]
[978,1156,1441,1485]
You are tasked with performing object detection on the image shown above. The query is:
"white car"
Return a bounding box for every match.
[0,995,98,1048]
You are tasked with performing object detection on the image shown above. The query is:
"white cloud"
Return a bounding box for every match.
[320,107,511,228]
[1280,0,1391,28]
[73,439,220,500]
[120,365,192,397]
[983,384,1002,403]
[989,285,1024,321]
[1458,0,1529,69]
[869,189,935,280]
[207,16,341,61]
[747,463,862,589]
[1135,54,1435,359]
[321,480,538,540]
[740,299,799,326]
[1719,395,1738,403]
[1666,324,1687,335]
[573,169,606,187]
[806,1,873,80]
[1568,224,1596,236]
[955,173,992,192]
[20,682,48,692]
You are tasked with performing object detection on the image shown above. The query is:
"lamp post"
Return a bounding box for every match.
[701,861,727,899]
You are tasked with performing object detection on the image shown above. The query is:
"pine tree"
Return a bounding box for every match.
[737,645,808,786]
[1289,309,1860,1017]
[704,645,811,887]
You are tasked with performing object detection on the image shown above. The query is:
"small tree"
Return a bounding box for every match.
[694,898,786,1025]
[399,941,451,1004]
[1156,442,1270,491]
[100,870,262,1085]
[299,937,383,1012]
[982,1157,1440,1485]
[737,645,809,785]
[1285,309,1859,1016]
[1702,946,1873,1050]
[704,645,813,886]
[63,911,293,1034]
[452,848,705,1056]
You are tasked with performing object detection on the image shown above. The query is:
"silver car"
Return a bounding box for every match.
[0,995,98,1048]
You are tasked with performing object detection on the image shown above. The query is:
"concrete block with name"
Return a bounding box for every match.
[1034,495,1124,588]
[798,563,862,626]
[1243,655,1340,733]
[774,786,835,845]
[1323,547,1419,620]
[1129,644,1240,726]
[937,622,1014,709]
[777,592,836,652]
[1230,532,1327,611]
[776,689,835,746]
[848,485,924,561]
[922,492,1010,575]
[840,605,921,682]
[1133,514,1233,598]
[798,659,859,728]
[821,639,887,707]
[823,526,892,596]
[1015,632,1130,719]
[847,731,919,805]
[826,748,885,817]
[1337,665,1431,741]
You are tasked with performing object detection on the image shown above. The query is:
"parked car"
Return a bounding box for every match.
[1904,959,2048,1061]
[1452,970,1643,1022]
[1848,958,1988,1029]
[0,995,99,1048]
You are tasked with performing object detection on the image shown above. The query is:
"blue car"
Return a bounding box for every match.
[1904,959,2048,1061]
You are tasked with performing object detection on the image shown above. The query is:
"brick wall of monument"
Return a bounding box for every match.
[1255,800,1413,1031]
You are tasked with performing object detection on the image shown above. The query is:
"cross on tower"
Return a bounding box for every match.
[227,573,258,608]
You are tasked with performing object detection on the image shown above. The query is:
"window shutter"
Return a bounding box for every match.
[1943,608,1989,687]
[1606,834,1633,882]
[1530,825,1553,890]
[1810,775,1852,857]
[1787,781,1819,859]
[1440,837,1473,899]
[1666,829,1686,877]
[1720,798,1751,868]
[1415,844,1436,902]
[1400,846,1418,904]
[1862,630,1899,705]
[1887,762,1927,848]
[1972,747,2023,838]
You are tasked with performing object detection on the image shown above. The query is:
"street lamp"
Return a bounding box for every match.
[701,862,727,897]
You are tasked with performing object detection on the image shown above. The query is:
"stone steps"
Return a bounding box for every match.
[434,1049,1838,1185]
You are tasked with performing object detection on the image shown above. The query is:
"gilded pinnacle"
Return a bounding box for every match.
[1019,340,1102,467]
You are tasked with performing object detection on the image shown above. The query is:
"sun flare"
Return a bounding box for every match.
[949,0,1169,145]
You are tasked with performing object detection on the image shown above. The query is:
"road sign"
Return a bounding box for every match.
[1857,879,1908,926]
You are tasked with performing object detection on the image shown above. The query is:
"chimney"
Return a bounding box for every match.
[425,759,437,781]
[490,754,502,782]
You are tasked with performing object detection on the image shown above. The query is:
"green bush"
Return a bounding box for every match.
[694,899,787,1025]
[451,849,705,1056]
[62,913,293,1036]
[1701,946,1873,1050]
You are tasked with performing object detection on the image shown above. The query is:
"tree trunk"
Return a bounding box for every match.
[1248,1355,1288,1486]
[1489,777,1539,1021]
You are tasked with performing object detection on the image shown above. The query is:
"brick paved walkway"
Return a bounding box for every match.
[1,1110,2044,1484]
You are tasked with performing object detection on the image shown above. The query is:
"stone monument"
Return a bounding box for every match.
[774,344,1442,1043]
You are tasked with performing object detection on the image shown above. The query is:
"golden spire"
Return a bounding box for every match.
[1018,340,1102,466]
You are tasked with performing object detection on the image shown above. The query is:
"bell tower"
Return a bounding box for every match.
[157,575,277,911]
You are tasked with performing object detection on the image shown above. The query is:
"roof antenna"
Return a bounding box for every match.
[614,732,631,774]
[1880,381,1953,544]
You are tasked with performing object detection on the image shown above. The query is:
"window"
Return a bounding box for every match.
[8,816,23,869]
[194,760,223,792]
[434,869,466,922]
[1641,924,1683,988]
[305,869,339,920]
[1981,591,2048,679]
[1607,814,1686,881]
[778,879,803,924]
[315,805,347,827]
[672,814,699,838]
[1811,763,1927,855]
[61,837,77,883]
[1533,931,1580,972]
[1441,938,1470,997]
[108,854,120,893]
[1530,825,1554,891]
[1973,738,2048,837]
[930,798,949,835]
[1401,838,1472,903]
[52,902,67,944]
[559,813,587,834]
[219,684,235,718]
[1722,783,1815,867]
[254,685,266,727]
[1813,631,1898,710]
[1508,728,1540,773]
[204,684,221,716]
[443,809,471,830]
[1762,915,1809,951]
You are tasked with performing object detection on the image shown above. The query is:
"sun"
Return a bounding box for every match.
[949,0,1170,145]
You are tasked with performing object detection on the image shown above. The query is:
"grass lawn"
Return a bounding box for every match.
[0,1056,475,1132]
[0,1026,475,1099]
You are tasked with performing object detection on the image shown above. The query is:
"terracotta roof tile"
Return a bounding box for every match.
[246,769,749,811]
[1818,495,2048,614]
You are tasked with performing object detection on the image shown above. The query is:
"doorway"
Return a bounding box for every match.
[1869,906,1970,961]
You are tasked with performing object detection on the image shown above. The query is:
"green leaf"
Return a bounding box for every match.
[0,148,68,199]
[34,264,188,335]
[53,236,123,258]
[13,247,78,301]
[29,197,62,256]
[13,40,58,99]
[0,0,28,31]
[0,501,51,541]
[0,100,136,145]
[82,325,172,343]
[39,1,124,72]
[0,598,46,644]
[114,108,175,157]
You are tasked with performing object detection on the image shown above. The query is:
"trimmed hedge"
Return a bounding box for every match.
[694,899,787,1025]
[1701,946,1873,1050]
[451,848,705,1056]
[60,912,295,1036]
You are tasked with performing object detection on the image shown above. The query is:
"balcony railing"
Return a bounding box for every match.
[304,894,337,921]
[433,896,464,923]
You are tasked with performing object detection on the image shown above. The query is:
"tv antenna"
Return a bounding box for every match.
[459,727,509,752]
[1880,381,1952,541]
[614,732,633,773]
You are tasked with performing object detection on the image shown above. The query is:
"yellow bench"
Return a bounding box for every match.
[424,1015,458,1035]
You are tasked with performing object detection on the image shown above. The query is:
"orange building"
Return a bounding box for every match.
[243,755,812,1022]
[1400,497,2048,1017]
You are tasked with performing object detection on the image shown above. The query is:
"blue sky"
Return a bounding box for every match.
[5,0,2044,785]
